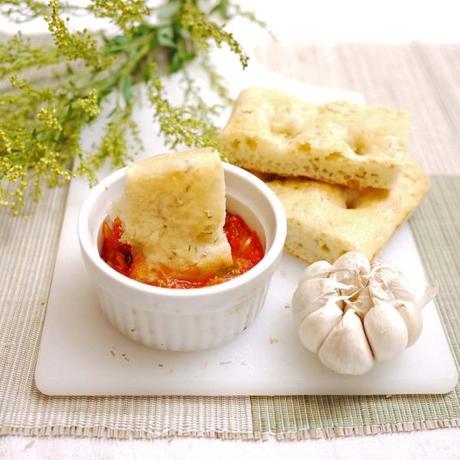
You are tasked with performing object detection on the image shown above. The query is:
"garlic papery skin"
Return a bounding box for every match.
[292,251,435,375]
[331,251,371,287]
[299,260,333,284]
[371,263,417,304]
[395,300,422,346]
[298,300,343,353]
[292,277,348,325]
[318,309,374,375]
[364,300,408,361]
[346,286,373,318]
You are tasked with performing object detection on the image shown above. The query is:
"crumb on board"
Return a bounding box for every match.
[110,350,116,357]
[284,305,290,309]
[130,328,136,333]
[240,361,247,366]
[158,363,164,368]
[269,336,279,345]
[121,353,130,362]
[219,361,232,365]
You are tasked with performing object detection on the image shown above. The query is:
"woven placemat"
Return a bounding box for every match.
[0,44,459,440]
[0,175,458,440]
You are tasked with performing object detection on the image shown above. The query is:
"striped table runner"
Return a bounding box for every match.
[0,44,458,439]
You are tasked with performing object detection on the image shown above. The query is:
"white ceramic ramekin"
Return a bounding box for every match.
[78,162,286,351]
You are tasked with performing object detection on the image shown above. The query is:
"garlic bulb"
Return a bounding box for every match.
[292,251,436,375]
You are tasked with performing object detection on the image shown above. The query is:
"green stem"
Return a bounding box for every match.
[95,31,156,98]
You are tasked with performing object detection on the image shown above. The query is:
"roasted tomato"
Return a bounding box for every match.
[100,213,264,289]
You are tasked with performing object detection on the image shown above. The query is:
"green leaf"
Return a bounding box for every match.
[132,23,151,38]
[120,76,132,106]
[157,26,176,48]
[183,51,196,62]
[112,35,129,47]
[176,38,195,63]
[170,52,182,73]
[149,34,158,48]
[104,34,129,54]
[158,1,181,22]
[142,66,152,82]
[210,0,229,18]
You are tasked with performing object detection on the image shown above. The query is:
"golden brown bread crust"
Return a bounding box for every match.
[267,158,430,263]
[218,88,410,190]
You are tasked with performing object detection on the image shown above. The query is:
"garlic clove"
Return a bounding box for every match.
[364,301,408,361]
[395,301,423,346]
[291,281,322,324]
[300,260,333,283]
[334,251,371,271]
[372,264,416,304]
[318,309,374,375]
[291,278,341,324]
[298,300,343,353]
[332,251,371,287]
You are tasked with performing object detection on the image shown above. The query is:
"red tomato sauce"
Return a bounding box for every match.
[100,213,265,289]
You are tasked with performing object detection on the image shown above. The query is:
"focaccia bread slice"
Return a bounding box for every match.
[218,87,410,190]
[113,148,233,274]
[267,158,429,263]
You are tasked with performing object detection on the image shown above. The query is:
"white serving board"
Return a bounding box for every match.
[35,66,457,396]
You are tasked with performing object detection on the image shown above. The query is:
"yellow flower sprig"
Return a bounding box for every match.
[0,0,266,214]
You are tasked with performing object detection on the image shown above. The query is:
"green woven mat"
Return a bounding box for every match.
[251,175,460,439]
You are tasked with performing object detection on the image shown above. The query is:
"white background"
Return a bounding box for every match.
[228,0,460,45]
[2,0,460,44]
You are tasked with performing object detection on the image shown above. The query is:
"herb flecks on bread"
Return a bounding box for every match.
[112,149,233,274]
[268,159,429,263]
[219,87,410,190]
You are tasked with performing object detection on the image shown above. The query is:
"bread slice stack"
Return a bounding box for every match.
[218,88,430,263]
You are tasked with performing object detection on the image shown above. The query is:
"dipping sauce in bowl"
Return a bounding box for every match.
[78,152,286,351]
[101,213,264,289]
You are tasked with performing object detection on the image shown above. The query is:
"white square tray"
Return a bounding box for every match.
[35,67,457,396]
